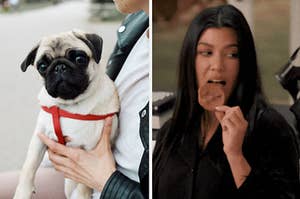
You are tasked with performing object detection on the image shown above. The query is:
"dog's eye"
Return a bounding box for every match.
[37,62,48,73]
[75,55,88,65]
[67,50,89,66]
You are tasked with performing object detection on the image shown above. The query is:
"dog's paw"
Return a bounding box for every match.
[13,184,35,199]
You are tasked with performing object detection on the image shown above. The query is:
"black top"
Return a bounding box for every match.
[192,126,237,198]
[154,107,300,199]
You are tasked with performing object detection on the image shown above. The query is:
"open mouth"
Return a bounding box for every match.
[198,81,226,111]
[207,80,226,86]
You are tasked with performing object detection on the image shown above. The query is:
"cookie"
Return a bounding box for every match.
[198,83,225,111]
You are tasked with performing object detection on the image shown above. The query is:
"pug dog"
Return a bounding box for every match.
[13,30,119,199]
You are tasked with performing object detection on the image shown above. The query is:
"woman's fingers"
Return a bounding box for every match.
[48,150,74,168]
[94,116,113,152]
[216,106,244,124]
[52,159,86,183]
[215,105,230,112]
[222,116,236,131]
[48,149,91,180]
[215,106,248,133]
[38,133,84,163]
[215,111,225,122]
[223,111,240,126]
[233,106,246,123]
[38,133,68,156]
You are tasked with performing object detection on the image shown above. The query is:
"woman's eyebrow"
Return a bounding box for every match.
[224,44,238,48]
[198,42,213,47]
[197,42,238,48]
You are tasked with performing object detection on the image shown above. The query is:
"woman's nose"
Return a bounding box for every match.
[210,54,224,71]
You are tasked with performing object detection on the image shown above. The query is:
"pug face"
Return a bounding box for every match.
[21,30,103,100]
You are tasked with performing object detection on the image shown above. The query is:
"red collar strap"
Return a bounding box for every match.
[41,106,116,145]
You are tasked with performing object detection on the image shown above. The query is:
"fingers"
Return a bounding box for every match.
[223,110,242,125]
[38,133,66,155]
[215,106,246,129]
[47,149,91,180]
[215,105,230,112]
[221,115,235,131]
[49,152,87,183]
[64,136,72,143]
[215,111,225,122]
[38,133,78,160]
[94,116,113,152]
[216,106,244,121]
[103,116,113,144]
[215,105,230,123]
[48,149,74,169]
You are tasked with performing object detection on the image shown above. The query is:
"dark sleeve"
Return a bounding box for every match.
[237,108,300,198]
[290,99,300,138]
[100,171,144,199]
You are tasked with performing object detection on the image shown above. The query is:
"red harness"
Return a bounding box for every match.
[41,106,116,145]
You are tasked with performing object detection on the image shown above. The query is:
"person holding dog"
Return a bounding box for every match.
[41,2,149,199]
[153,5,300,199]
[38,0,149,198]
[0,0,149,198]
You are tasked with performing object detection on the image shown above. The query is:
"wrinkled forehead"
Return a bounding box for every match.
[35,33,91,63]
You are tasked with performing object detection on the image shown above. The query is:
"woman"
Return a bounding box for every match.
[153,4,300,199]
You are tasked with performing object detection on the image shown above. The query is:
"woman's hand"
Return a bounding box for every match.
[38,117,116,191]
[215,105,248,156]
[215,106,251,188]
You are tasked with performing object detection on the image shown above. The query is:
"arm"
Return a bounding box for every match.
[215,106,300,197]
[237,108,300,198]
[215,106,251,188]
[225,153,251,188]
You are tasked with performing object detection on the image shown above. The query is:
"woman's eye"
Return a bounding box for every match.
[198,51,212,57]
[227,52,239,58]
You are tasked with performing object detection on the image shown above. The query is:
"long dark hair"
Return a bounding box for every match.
[153,4,267,192]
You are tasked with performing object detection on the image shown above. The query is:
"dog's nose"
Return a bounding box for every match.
[54,64,67,73]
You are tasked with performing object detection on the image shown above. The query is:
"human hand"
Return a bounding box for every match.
[38,117,116,191]
[215,106,248,157]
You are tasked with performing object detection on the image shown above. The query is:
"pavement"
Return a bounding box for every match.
[0,0,121,172]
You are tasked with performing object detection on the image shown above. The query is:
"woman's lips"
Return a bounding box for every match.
[207,80,226,85]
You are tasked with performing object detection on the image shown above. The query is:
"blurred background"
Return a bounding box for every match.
[1,0,300,173]
[0,0,124,172]
[153,0,300,105]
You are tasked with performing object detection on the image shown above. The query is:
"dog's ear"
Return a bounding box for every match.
[73,31,103,64]
[21,44,39,72]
